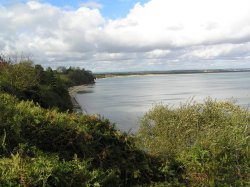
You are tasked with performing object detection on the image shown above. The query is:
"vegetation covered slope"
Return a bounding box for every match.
[0,93,172,186]
[138,100,250,186]
[1,92,249,186]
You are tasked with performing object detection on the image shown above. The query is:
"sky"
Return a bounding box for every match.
[0,0,250,72]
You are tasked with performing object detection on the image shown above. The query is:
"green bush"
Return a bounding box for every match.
[0,151,120,187]
[138,99,250,186]
[0,153,56,187]
[50,158,121,187]
[0,93,171,186]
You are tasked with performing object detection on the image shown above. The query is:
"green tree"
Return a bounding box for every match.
[67,68,95,86]
[56,66,67,73]
[0,61,38,91]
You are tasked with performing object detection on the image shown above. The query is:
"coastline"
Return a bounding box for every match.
[94,69,250,79]
[68,85,88,114]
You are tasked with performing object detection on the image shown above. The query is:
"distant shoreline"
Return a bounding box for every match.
[95,68,250,79]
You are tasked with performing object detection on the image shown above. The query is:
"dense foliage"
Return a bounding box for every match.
[0,59,95,111]
[56,66,96,87]
[138,100,250,186]
[0,93,176,186]
[2,92,249,186]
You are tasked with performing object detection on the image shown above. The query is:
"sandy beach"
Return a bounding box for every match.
[68,85,88,114]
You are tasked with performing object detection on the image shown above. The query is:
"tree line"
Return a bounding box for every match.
[0,57,95,111]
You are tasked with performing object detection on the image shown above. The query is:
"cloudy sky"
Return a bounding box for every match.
[0,0,250,72]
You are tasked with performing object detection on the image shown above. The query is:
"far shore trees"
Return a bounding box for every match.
[0,56,95,111]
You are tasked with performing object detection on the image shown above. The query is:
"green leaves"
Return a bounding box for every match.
[0,61,74,112]
[0,93,168,186]
[0,61,38,91]
[138,99,250,186]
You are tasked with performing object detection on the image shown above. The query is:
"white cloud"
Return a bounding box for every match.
[80,1,103,10]
[103,0,250,49]
[144,49,171,59]
[0,0,250,71]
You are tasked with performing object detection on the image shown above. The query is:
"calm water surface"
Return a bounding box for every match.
[77,72,250,132]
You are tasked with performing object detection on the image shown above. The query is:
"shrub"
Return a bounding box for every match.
[0,153,56,187]
[0,93,171,186]
[138,99,250,186]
